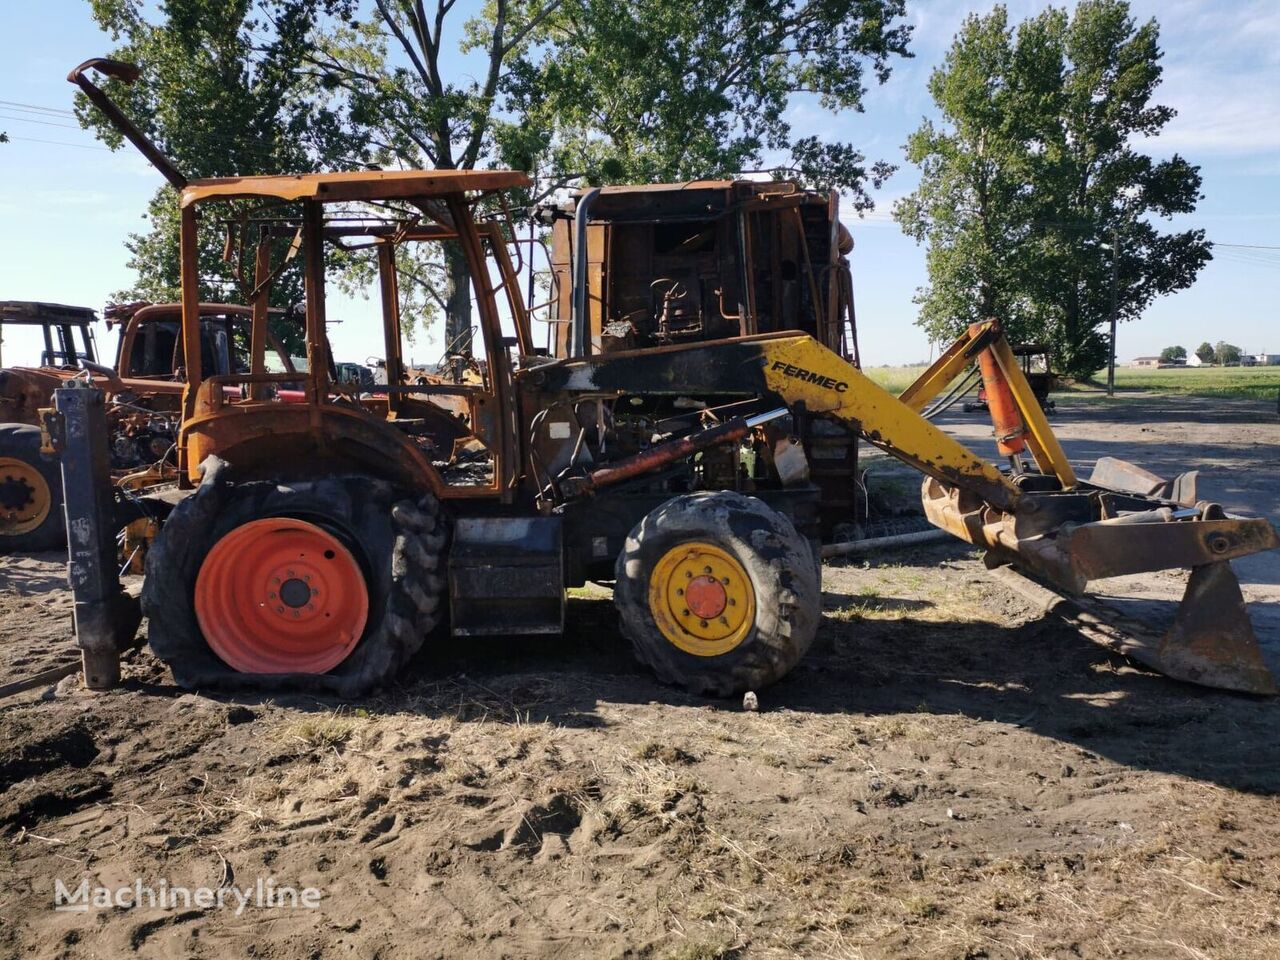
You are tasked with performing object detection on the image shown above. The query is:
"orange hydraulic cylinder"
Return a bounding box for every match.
[970,326,1027,458]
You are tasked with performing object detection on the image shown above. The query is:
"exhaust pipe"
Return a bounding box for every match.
[68,58,188,190]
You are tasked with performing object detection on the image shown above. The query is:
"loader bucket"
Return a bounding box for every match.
[921,458,1280,695]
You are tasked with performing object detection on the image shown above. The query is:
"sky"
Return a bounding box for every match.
[0,0,1277,369]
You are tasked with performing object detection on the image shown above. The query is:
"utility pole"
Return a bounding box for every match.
[1106,227,1119,398]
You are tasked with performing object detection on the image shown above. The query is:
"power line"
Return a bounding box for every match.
[3,134,111,151]
[0,113,82,130]
[0,99,76,117]
[1213,242,1280,251]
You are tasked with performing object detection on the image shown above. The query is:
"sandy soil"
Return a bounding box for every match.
[0,394,1277,960]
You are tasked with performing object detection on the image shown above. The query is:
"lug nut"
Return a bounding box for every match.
[676,587,684,596]
[700,620,708,628]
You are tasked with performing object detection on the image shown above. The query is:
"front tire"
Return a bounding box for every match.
[614,491,820,697]
[0,423,64,553]
[142,459,446,696]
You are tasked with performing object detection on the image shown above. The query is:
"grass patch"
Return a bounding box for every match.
[866,361,1280,400]
[863,364,928,394]
[1091,365,1280,399]
[901,895,943,919]
[285,713,360,749]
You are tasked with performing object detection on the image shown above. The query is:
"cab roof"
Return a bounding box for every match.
[0,301,98,325]
[180,169,531,207]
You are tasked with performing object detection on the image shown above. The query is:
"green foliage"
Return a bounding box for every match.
[894,1,1211,380]
[1214,341,1242,365]
[82,0,557,350]
[1194,341,1215,364]
[81,0,362,315]
[1159,345,1185,362]
[510,0,912,206]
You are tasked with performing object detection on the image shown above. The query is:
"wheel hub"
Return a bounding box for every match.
[195,517,369,674]
[0,457,51,536]
[279,577,312,609]
[648,541,755,657]
[685,575,728,620]
[0,476,34,511]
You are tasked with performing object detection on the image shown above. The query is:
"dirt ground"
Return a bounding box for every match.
[1,394,1278,960]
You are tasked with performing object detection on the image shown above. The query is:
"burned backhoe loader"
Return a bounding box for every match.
[59,57,1279,699]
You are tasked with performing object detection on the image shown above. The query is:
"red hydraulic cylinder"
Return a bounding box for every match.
[969,323,1027,458]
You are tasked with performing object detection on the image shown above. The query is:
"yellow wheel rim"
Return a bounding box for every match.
[0,456,51,537]
[648,540,755,657]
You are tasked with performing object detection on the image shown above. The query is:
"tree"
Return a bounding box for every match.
[298,0,565,354]
[1194,341,1215,364]
[79,0,362,354]
[1214,341,1242,365]
[1159,345,1185,362]
[83,1,914,354]
[511,0,912,207]
[82,0,563,355]
[895,1,1212,379]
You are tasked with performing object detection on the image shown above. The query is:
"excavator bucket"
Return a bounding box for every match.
[921,465,1279,694]
[911,332,1280,696]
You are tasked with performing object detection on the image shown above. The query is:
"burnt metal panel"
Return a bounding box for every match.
[449,516,564,636]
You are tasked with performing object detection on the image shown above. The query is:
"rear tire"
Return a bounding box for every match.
[142,459,446,696]
[614,491,820,697]
[0,423,64,553]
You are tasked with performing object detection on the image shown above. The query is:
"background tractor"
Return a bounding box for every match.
[0,299,298,552]
[0,300,99,550]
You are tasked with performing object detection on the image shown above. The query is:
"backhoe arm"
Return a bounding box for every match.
[538,324,1280,694]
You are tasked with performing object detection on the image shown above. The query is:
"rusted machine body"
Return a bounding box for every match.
[62,56,1279,699]
[541,182,857,360]
[541,182,861,534]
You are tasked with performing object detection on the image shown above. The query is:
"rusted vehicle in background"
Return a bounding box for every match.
[963,343,1057,414]
[0,300,296,552]
[0,301,101,550]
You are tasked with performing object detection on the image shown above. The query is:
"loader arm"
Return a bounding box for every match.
[540,324,1280,694]
[539,331,1019,509]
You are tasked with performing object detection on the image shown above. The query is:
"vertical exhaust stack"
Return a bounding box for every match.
[67,58,188,190]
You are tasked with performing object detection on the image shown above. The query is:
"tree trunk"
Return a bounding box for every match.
[443,242,474,360]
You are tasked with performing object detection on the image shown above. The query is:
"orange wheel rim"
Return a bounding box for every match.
[194,518,369,674]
